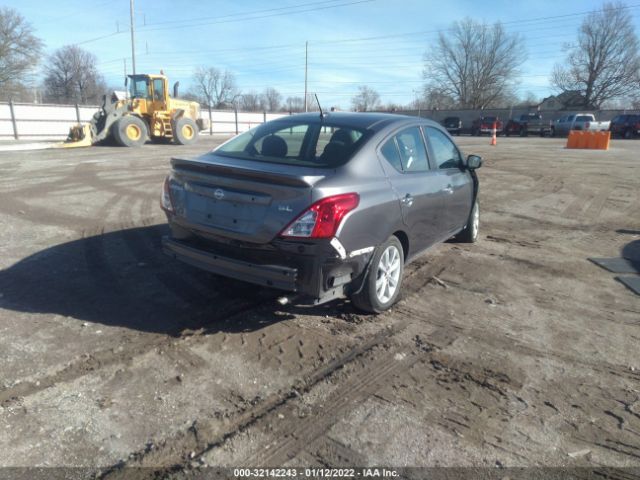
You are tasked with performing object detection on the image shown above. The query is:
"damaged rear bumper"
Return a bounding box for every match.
[162,232,374,305]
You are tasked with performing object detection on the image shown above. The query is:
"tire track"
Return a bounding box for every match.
[247,348,417,466]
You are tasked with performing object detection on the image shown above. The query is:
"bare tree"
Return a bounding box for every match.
[422,86,457,110]
[551,2,640,109]
[43,45,106,104]
[423,18,525,109]
[192,66,238,108]
[513,91,540,107]
[261,87,282,112]
[0,7,44,100]
[351,85,380,111]
[240,91,261,112]
[285,96,305,112]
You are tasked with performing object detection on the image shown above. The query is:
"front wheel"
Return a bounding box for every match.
[112,115,147,147]
[455,201,479,243]
[351,236,404,313]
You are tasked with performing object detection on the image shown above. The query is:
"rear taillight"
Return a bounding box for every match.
[161,176,174,212]
[280,193,359,239]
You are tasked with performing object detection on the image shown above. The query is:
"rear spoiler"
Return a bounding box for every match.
[170,157,322,188]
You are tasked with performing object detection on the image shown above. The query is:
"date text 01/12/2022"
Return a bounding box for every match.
[232,467,400,477]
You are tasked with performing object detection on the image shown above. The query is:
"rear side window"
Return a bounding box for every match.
[395,127,429,172]
[380,138,402,172]
[424,127,461,169]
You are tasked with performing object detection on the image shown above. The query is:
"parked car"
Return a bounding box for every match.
[471,116,503,136]
[161,112,482,313]
[505,113,551,137]
[551,113,611,137]
[442,116,462,135]
[609,114,640,139]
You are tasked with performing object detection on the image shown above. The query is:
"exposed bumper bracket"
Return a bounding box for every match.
[162,236,298,292]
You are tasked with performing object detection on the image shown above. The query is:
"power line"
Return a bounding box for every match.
[136,0,375,33]
[140,0,364,28]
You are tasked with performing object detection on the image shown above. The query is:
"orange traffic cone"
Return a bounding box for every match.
[490,122,497,146]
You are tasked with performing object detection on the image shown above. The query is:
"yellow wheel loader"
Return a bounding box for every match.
[63,73,208,148]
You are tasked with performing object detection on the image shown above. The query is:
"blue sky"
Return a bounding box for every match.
[6,0,640,109]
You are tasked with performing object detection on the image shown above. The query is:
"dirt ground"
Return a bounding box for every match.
[0,134,639,478]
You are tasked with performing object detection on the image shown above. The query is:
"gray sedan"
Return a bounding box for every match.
[161,112,482,312]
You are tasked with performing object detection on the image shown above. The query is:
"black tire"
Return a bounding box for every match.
[112,115,147,147]
[455,201,479,243]
[174,117,199,145]
[519,126,527,137]
[351,236,404,314]
[550,127,556,137]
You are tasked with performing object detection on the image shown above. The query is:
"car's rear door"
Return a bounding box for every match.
[423,127,474,236]
[377,126,444,253]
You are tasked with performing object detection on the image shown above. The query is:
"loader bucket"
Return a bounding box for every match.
[55,124,94,149]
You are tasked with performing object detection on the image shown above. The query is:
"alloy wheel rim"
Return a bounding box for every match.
[375,245,401,304]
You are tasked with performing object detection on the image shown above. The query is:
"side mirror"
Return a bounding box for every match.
[466,154,482,169]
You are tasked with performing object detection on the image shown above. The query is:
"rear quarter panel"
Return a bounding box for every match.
[312,132,404,255]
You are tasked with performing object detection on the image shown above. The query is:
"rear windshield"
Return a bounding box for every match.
[482,116,497,122]
[214,121,369,168]
[576,115,593,121]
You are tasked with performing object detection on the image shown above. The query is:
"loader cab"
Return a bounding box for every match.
[127,74,169,112]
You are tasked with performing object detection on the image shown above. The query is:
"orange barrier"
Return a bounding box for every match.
[566,130,610,150]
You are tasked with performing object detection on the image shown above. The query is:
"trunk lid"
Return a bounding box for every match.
[170,154,328,244]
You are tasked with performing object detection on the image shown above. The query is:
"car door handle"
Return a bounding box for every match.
[401,194,414,207]
[444,184,454,194]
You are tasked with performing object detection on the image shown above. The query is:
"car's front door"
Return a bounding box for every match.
[378,126,444,254]
[423,127,474,236]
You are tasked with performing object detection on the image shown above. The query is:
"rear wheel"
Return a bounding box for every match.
[112,116,147,147]
[174,117,198,145]
[351,236,404,313]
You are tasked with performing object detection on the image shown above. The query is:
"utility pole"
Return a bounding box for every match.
[304,41,308,112]
[123,58,127,86]
[130,0,136,75]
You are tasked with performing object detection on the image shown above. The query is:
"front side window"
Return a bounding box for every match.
[129,77,150,99]
[424,127,462,170]
[215,121,369,168]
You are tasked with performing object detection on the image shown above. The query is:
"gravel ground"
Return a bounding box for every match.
[0,135,639,478]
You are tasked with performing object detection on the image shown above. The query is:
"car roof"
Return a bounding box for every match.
[268,111,441,132]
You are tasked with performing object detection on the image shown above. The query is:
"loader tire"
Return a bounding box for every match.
[113,116,147,147]
[174,117,198,145]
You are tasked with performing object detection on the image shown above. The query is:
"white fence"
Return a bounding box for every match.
[0,101,287,141]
